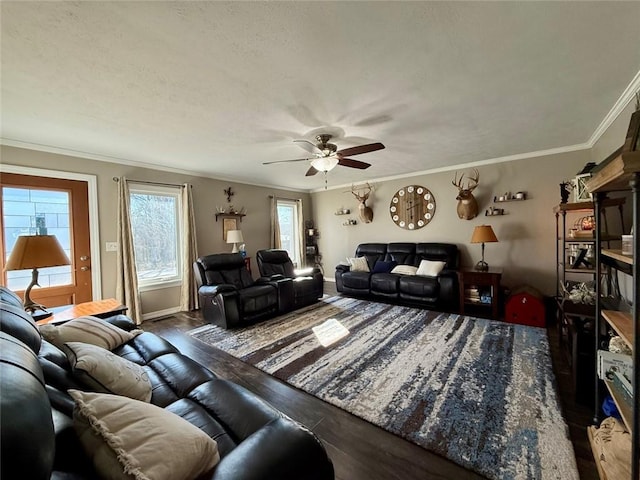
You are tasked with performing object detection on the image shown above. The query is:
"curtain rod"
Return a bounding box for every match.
[269,195,301,202]
[112,177,187,188]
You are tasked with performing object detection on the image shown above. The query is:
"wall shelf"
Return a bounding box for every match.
[493,194,527,203]
[215,213,245,222]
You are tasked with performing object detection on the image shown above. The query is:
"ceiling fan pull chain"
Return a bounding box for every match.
[324,171,328,190]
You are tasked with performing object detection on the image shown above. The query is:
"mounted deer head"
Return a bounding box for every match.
[351,182,374,223]
[452,169,480,220]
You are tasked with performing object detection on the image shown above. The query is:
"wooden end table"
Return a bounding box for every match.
[457,267,503,320]
[36,298,127,326]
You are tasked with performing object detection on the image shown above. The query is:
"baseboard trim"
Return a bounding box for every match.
[142,306,181,321]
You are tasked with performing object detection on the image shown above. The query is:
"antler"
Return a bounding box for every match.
[351,182,372,202]
[452,172,464,190]
[467,169,479,192]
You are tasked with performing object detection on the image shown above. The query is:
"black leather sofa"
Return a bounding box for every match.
[256,249,323,308]
[0,287,334,480]
[194,253,294,329]
[335,242,459,309]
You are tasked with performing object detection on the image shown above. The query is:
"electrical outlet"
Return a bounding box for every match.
[105,242,118,252]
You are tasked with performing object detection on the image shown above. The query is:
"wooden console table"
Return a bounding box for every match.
[36,298,127,325]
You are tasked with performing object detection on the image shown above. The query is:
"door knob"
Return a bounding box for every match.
[80,266,90,271]
[80,255,89,261]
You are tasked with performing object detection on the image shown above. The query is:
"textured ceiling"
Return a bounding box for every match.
[2,1,640,191]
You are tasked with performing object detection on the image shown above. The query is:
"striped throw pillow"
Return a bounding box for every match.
[40,316,141,351]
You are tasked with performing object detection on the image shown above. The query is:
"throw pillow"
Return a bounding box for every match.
[390,264,418,276]
[372,260,397,274]
[69,390,220,480]
[40,316,142,351]
[62,342,152,402]
[416,260,447,277]
[347,256,370,272]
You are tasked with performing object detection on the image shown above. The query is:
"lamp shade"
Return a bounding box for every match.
[5,235,70,271]
[470,225,498,244]
[226,230,244,244]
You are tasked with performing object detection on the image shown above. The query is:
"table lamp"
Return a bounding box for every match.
[226,230,244,253]
[470,225,498,271]
[4,234,71,316]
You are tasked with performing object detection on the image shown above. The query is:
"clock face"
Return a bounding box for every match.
[390,185,436,230]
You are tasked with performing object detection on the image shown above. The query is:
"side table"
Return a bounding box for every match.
[36,298,127,326]
[457,267,503,320]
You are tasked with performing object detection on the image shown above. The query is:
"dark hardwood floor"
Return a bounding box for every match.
[141,284,598,480]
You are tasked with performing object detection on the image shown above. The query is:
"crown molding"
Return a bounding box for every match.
[0,138,310,193]
[311,143,591,193]
[588,69,640,147]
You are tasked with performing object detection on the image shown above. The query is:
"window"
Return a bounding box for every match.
[2,186,72,290]
[129,184,182,289]
[277,199,301,267]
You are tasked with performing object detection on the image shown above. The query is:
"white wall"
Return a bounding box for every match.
[1,145,311,317]
[311,145,629,297]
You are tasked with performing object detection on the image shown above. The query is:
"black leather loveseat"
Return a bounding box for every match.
[0,287,334,480]
[335,242,459,310]
[194,253,293,329]
[256,249,323,309]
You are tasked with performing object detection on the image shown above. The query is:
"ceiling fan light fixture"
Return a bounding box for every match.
[311,157,339,172]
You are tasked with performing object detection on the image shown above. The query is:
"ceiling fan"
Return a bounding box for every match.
[263,134,385,176]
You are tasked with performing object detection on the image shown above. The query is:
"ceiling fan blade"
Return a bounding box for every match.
[338,158,371,170]
[305,166,319,176]
[336,142,385,157]
[294,139,323,154]
[262,157,312,165]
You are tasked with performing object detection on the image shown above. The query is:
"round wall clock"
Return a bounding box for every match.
[389,185,436,230]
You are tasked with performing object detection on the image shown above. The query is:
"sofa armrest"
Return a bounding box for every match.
[335,264,350,274]
[438,270,459,307]
[101,314,137,332]
[198,286,241,328]
[335,264,350,292]
[210,417,334,480]
[256,277,293,313]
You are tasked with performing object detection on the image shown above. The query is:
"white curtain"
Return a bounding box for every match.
[296,199,305,267]
[115,177,142,325]
[270,196,281,249]
[180,184,199,311]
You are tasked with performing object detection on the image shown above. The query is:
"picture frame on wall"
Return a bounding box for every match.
[223,218,237,241]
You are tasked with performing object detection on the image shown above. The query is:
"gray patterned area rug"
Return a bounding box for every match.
[188,296,579,480]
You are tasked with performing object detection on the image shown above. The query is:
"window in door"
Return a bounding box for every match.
[2,187,72,290]
[276,199,301,267]
[129,184,183,290]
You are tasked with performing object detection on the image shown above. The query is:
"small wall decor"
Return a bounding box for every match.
[572,162,597,202]
[559,181,572,204]
[451,169,479,220]
[222,217,237,241]
[351,182,374,223]
[485,206,505,216]
[224,186,234,203]
[493,191,527,202]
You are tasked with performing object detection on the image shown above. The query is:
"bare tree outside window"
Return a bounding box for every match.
[129,187,182,285]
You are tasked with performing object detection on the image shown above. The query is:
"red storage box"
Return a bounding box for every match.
[505,285,546,327]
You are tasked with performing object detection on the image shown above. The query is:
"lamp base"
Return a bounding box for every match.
[23,267,49,314]
[231,244,239,253]
[31,310,53,321]
[474,260,489,271]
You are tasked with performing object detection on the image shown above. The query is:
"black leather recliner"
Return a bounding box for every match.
[194,253,292,328]
[256,249,323,309]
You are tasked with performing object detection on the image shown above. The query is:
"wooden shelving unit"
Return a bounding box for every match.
[586,149,640,480]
